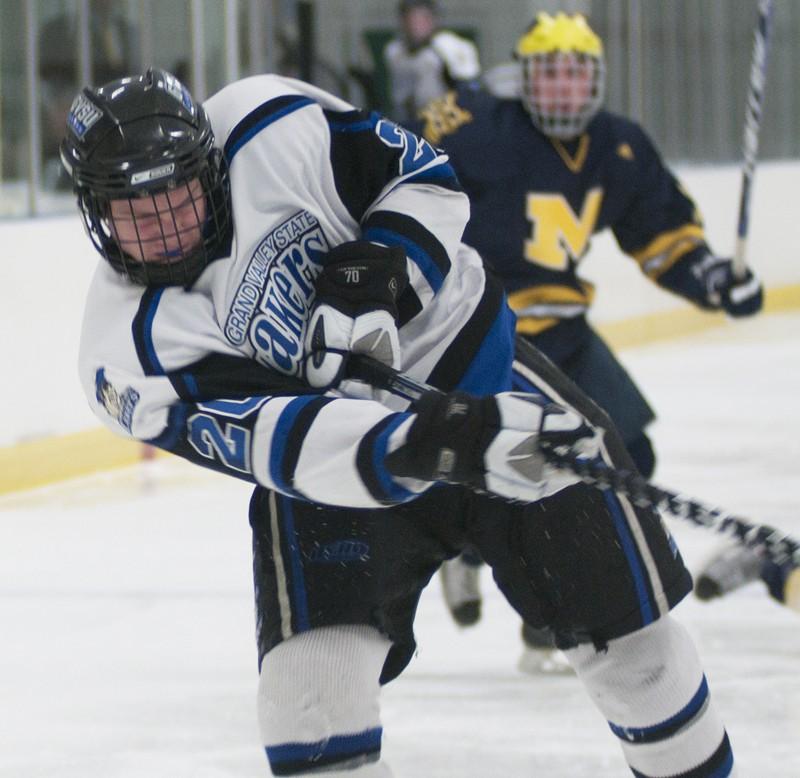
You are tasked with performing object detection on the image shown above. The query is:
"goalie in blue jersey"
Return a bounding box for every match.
[414,11,778,664]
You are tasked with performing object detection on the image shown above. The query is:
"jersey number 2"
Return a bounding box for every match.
[187,397,267,475]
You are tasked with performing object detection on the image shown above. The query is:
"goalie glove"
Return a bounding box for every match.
[386,391,601,503]
[304,241,408,389]
[692,253,763,317]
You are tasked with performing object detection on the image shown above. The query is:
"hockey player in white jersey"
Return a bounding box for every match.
[62,69,736,776]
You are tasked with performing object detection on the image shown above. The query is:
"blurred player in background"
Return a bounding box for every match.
[61,67,735,776]
[415,12,768,668]
[38,0,140,189]
[383,0,480,123]
[694,541,799,612]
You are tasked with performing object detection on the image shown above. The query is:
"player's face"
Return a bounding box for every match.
[528,52,594,119]
[402,7,437,46]
[108,178,206,264]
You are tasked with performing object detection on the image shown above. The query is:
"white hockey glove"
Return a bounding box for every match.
[304,241,408,390]
[693,253,763,317]
[386,391,601,503]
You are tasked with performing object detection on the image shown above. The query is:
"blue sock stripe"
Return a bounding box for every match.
[630,731,733,778]
[266,727,382,770]
[610,675,709,744]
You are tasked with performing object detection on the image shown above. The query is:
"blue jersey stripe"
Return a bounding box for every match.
[144,402,189,451]
[371,413,417,503]
[455,302,516,395]
[181,372,200,399]
[362,225,444,292]
[132,287,167,376]
[327,116,376,133]
[224,95,315,162]
[269,395,321,497]
[403,161,461,188]
[511,368,545,397]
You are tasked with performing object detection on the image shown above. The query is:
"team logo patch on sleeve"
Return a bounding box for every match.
[95,368,140,432]
[418,91,473,145]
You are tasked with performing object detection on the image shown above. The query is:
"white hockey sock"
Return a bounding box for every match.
[258,624,393,776]
[565,616,734,777]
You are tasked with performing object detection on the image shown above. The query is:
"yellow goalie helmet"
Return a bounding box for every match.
[514,12,606,139]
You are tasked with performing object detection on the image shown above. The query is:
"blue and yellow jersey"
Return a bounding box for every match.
[415,85,710,335]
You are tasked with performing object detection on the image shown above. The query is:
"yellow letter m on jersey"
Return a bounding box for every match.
[525,188,603,270]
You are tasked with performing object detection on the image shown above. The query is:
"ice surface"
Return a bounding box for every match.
[1,313,798,777]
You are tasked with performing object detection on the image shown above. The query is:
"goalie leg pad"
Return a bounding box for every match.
[258,624,392,775]
[565,616,734,777]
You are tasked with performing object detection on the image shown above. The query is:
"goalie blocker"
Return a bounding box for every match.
[250,338,692,681]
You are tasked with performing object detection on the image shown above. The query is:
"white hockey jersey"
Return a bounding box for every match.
[384,30,481,120]
[79,75,515,508]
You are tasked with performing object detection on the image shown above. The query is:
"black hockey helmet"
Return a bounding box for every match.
[60,68,230,287]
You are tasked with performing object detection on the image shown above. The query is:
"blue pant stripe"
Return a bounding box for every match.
[279,494,310,633]
[602,487,654,627]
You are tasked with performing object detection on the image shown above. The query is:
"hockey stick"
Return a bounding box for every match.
[346,353,800,573]
[733,0,774,277]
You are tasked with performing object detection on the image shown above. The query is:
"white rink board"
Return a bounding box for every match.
[1,312,798,777]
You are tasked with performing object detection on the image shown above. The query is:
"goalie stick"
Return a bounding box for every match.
[733,0,774,277]
[346,353,800,575]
